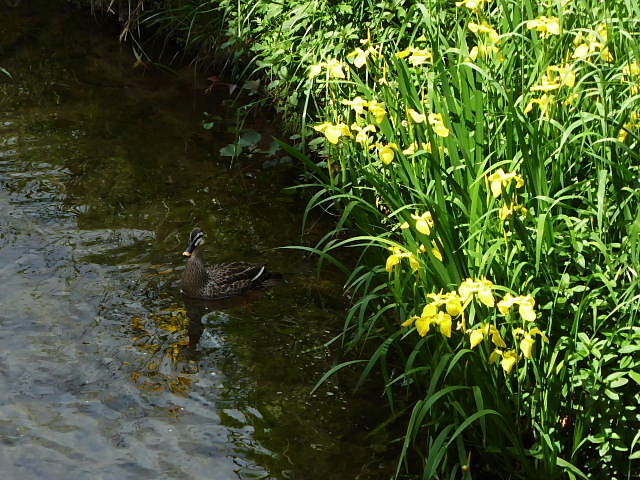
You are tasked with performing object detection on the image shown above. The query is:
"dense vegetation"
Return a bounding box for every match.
[78,1,639,478]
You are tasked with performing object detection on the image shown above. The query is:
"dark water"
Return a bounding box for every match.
[0,3,391,479]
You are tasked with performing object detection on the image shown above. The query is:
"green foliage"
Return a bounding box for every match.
[296,1,640,479]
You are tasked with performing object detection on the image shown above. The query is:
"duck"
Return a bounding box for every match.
[180,227,281,300]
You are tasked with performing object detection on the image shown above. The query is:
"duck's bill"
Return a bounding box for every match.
[182,251,192,257]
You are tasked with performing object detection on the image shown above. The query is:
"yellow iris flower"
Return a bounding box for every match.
[342,96,369,115]
[427,291,465,318]
[402,303,452,338]
[350,123,376,143]
[500,350,518,374]
[468,323,506,349]
[497,293,537,322]
[468,22,500,44]
[549,65,576,88]
[386,246,419,272]
[403,141,427,155]
[488,348,519,373]
[375,142,398,165]
[431,241,443,262]
[524,93,555,118]
[309,58,347,79]
[407,108,427,124]
[402,142,446,156]
[313,122,352,144]
[458,278,495,307]
[455,0,490,13]
[499,202,528,221]
[367,100,387,124]
[466,21,502,62]
[487,168,525,197]
[572,24,613,62]
[513,327,548,359]
[530,65,576,92]
[411,211,434,235]
[468,44,502,61]
[346,45,378,69]
[526,16,561,38]
[396,47,433,66]
[428,113,450,137]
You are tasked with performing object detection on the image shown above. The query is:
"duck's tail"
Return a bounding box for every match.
[252,267,284,289]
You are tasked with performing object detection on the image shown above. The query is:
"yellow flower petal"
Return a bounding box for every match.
[342,96,369,115]
[469,328,485,349]
[378,144,396,165]
[526,16,560,38]
[497,294,516,315]
[324,124,346,144]
[415,316,431,336]
[428,113,450,137]
[408,254,420,271]
[402,315,419,327]
[468,46,479,61]
[351,123,376,143]
[367,100,387,124]
[437,311,452,338]
[468,22,500,44]
[519,304,537,322]
[491,328,507,348]
[520,336,535,359]
[431,241,443,262]
[386,254,401,272]
[422,303,439,318]
[309,64,323,78]
[489,349,502,364]
[501,350,518,373]
[415,219,431,234]
[529,327,549,342]
[458,279,476,303]
[572,43,590,59]
[445,294,462,317]
[347,48,368,68]
[518,295,537,321]
[326,59,346,78]
[477,285,495,307]
[487,169,505,197]
[408,49,433,66]
[411,211,434,235]
[407,108,427,123]
[432,124,450,137]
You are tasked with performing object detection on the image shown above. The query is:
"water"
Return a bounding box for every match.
[0,3,392,479]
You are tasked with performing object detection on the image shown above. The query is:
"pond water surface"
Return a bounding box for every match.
[0,3,391,479]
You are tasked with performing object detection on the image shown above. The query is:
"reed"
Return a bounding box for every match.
[301,1,640,477]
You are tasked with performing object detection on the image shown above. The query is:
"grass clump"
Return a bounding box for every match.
[300,1,640,478]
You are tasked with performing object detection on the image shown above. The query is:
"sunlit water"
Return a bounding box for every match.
[0,3,391,479]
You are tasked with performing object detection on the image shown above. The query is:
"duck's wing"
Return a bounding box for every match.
[205,262,266,286]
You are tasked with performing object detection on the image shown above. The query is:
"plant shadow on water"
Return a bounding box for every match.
[0,2,393,479]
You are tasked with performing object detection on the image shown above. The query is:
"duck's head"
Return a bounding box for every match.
[183,228,205,256]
